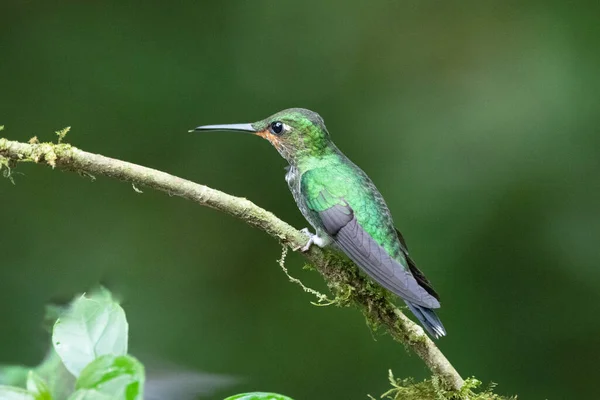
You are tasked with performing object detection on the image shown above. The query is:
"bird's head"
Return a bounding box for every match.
[192,108,332,163]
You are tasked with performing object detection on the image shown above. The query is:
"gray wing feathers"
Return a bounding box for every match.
[319,203,353,235]
[319,205,440,309]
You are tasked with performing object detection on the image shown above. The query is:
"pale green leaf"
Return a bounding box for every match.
[224,393,295,400]
[0,385,36,400]
[52,288,128,377]
[75,355,144,400]
[26,372,51,400]
[0,349,75,399]
[34,348,76,400]
[0,366,29,387]
[67,389,113,400]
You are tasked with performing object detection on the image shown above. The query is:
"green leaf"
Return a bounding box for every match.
[52,288,128,377]
[67,390,113,400]
[224,393,295,400]
[0,349,75,399]
[75,354,144,400]
[26,372,52,400]
[0,385,36,400]
[0,366,29,387]
[34,348,76,400]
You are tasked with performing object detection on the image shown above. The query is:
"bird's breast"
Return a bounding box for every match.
[284,165,321,230]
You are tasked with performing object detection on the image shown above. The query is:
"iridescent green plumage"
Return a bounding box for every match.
[193,108,446,338]
[301,160,404,261]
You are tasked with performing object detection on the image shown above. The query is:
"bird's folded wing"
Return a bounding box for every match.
[319,204,439,308]
[302,173,439,308]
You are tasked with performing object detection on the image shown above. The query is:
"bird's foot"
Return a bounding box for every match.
[300,228,315,252]
[295,228,330,252]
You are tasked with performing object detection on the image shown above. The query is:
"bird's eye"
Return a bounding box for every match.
[270,121,284,135]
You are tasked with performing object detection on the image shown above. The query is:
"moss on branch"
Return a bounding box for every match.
[373,372,514,400]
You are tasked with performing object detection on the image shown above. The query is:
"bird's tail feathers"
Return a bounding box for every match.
[405,302,446,339]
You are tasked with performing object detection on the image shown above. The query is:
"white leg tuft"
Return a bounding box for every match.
[299,228,331,252]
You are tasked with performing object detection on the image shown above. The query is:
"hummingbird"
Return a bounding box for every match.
[192,108,445,338]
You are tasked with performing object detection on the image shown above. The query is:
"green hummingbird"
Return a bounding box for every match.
[192,108,445,338]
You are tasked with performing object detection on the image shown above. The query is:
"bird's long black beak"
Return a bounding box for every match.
[189,123,256,133]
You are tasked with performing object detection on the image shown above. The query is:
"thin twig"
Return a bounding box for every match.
[0,138,464,390]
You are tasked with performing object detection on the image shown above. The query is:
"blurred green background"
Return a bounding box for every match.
[1,1,599,399]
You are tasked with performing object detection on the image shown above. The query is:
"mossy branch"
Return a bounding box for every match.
[0,137,464,392]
